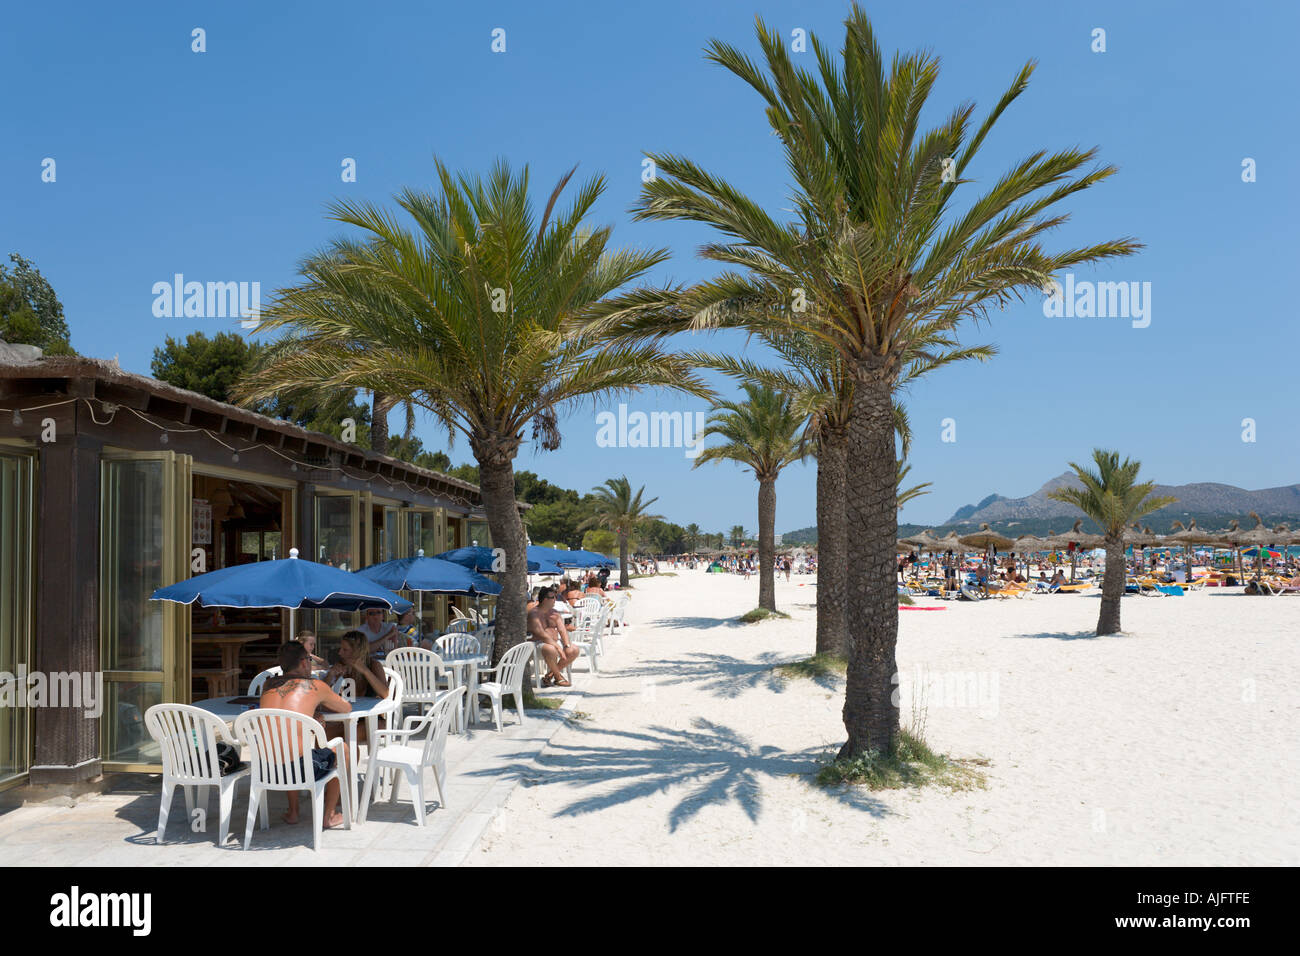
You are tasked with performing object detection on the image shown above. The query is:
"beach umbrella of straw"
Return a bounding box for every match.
[1164,520,1218,580]
[1011,534,1053,579]
[1041,520,1103,581]
[958,523,1014,552]
[931,532,966,578]
[959,524,1014,594]
[1229,513,1281,580]
[902,529,943,550]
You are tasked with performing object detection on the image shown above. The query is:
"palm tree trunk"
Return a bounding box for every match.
[371,391,389,455]
[839,375,900,759]
[757,476,776,611]
[1098,536,1125,635]
[475,449,527,664]
[815,430,848,657]
[618,533,629,588]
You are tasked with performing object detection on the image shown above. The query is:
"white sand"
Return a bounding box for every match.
[468,569,1299,866]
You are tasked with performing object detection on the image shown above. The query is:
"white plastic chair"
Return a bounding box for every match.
[145,703,261,847]
[444,619,473,634]
[232,708,351,851]
[609,593,630,631]
[474,625,496,661]
[475,642,536,731]
[570,603,609,674]
[247,666,282,697]
[385,647,455,732]
[435,634,482,658]
[359,687,465,826]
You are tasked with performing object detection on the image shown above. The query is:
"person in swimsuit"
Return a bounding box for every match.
[257,641,352,827]
[527,586,580,687]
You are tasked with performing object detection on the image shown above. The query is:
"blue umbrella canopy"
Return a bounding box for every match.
[353,553,502,596]
[433,546,562,575]
[566,549,617,569]
[150,549,412,612]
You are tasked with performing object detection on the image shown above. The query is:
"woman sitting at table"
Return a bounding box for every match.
[324,631,389,700]
[584,574,606,598]
[561,578,584,604]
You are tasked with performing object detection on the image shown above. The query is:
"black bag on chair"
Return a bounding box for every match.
[215,742,245,776]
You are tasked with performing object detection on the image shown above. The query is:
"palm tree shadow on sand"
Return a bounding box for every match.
[651,615,747,630]
[620,652,808,698]
[469,718,888,832]
[1002,630,1106,641]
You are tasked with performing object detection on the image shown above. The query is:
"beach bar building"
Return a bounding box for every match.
[0,354,496,792]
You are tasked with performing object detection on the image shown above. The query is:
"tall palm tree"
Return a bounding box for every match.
[684,523,701,551]
[695,384,806,611]
[690,328,944,655]
[235,160,708,661]
[580,477,662,588]
[1048,450,1175,635]
[592,7,1139,757]
[729,526,746,548]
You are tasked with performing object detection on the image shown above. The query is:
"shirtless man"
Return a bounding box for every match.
[258,641,352,827]
[526,586,580,687]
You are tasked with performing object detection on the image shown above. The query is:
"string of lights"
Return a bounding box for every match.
[1,395,474,508]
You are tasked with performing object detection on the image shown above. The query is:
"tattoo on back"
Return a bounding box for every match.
[268,678,315,698]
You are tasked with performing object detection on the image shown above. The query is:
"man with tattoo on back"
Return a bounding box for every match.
[258,641,352,827]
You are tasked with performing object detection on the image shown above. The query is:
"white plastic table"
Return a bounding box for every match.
[191,695,394,822]
[437,653,488,729]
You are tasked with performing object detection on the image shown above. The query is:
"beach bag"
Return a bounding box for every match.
[215,741,243,776]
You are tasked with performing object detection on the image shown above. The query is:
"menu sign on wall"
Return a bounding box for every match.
[193,498,212,545]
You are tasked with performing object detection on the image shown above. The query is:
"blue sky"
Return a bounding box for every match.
[4,1,1297,533]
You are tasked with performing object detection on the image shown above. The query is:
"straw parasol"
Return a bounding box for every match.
[958,524,1014,551]
[1042,520,1103,581]
[959,524,1014,593]
[1011,534,1053,579]
[1164,520,1218,579]
[902,529,943,550]
[932,531,966,579]
[1229,513,1283,581]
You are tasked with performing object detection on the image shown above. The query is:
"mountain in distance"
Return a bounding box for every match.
[949,493,1008,522]
[944,473,1300,527]
[780,473,1300,545]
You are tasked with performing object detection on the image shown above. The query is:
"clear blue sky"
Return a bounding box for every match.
[4,0,1297,533]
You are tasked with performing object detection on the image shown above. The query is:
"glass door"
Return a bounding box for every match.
[0,450,34,789]
[100,451,191,772]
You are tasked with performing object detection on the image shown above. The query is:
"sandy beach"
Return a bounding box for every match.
[469,570,1299,866]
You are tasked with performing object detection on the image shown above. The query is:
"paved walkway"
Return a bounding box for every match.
[0,683,582,867]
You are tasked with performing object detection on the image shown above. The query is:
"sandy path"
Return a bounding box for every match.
[468,570,1299,865]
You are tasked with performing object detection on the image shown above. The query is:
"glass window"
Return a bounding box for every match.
[314,495,355,571]
[102,460,166,672]
[103,680,162,765]
[0,453,33,785]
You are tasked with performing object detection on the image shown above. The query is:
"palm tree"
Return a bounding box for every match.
[690,329,941,655]
[695,384,806,611]
[594,7,1139,757]
[235,160,708,661]
[580,477,662,588]
[729,526,746,548]
[1048,450,1175,636]
[684,523,701,551]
